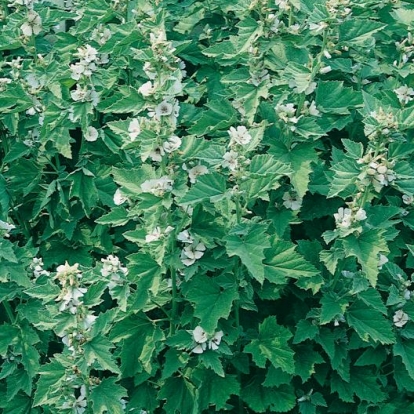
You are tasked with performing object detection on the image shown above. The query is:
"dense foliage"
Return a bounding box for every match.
[1,0,414,412]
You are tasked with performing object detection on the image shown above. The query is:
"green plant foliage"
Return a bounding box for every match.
[1,0,414,412]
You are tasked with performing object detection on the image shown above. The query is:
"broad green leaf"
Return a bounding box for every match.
[293,319,319,344]
[242,376,296,413]
[195,370,240,411]
[294,345,325,382]
[338,19,386,44]
[316,81,363,115]
[342,230,389,287]
[394,338,414,380]
[82,336,120,374]
[225,223,271,284]
[97,86,145,113]
[351,367,387,403]
[346,300,395,344]
[264,240,320,283]
[328,156,360,198]
[0,325,19,356]
[70,170,99,215]
[158,377,198,414]
[183,274,238,334]
[179,172,227,205]
[90,378,128,414]
[245,317,295,374]
[96,207,129,226]
[320,292,349,325]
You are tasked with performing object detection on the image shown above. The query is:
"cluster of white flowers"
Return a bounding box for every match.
[30,257,50,278]
[70,84,99,106]
[275,103,300,130]
[191,326,224,354]
[177,229,206,267]
[100,255,128,291]
[228,126,252,147]
[282,192,303,211]
[90,24,112,46]
[365,107,397,139]
[141,176,174,197]
[334,206,367,230]
[394,85,414,105]
[70,45,108,81]
[275,0,292,12]
[358,154,396,193]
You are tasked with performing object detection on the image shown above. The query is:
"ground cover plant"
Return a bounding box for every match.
[1,0,414,412]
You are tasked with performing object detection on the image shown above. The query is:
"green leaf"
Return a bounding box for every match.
[225,223,271,284]
[158,377,197,414]
[357,289,387,315]
[179,172,227,205]
[342,230,389,287]
[97,86,145,113]
[183,274,238,334]
[242,376,296,413]
[293,319,319,344]
[316,81,363,115]
[338,19,386,44]
[196,370,239,410]
[90,378,128,414]
[320,291,349,325]
[346,300,395,344]
[0,324,19,357]
[82,336,120,374]
[245,317,295,374]
[328,156,360,198]
[96,207,129,227]
[394,338,414,380]
[264,240,320,283]
[70,170,99,215]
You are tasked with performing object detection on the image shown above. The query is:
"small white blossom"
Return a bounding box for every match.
[354,208,367,221]
[113,188,127,205]
[181,242,206,266]
[222,150,239,171]
[192,326,208,343]
[57,286,87,314]
[378,254,388,269]
[154,101,173,118]
[394,85,414,105]
[334,207,352,229]
[148,146,165,162]
[393,310,409,328]
[177,229,194,244]
[208,331,223,350]
[228,126,252,146]
[403,194,413,205]
[163,135,182,153]
[145,227,162,243]
[282,192,302,211]
[30,257,50,278]
[21,10,42,36]
[128,118,141,141]
[101,255,128,290]
[85,126,99,142]
[138,81,154,96]
[141,176,174,197]
[0,220,15,236]
[188,165,208,184]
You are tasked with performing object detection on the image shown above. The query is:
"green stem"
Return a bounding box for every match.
[170,265,178,335]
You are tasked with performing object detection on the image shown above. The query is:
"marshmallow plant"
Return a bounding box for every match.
[2,0,414,413]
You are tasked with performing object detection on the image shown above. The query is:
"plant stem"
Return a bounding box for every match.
[3,301,16,324]
[170,265,178,335]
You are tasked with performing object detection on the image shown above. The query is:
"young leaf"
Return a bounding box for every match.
[90,378,128,414]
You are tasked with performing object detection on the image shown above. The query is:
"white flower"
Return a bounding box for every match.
[319,65,332,74]
[138,81,154,96]
[148,146,165,162]
[177,229,194,244]
[163,135,182,153]
[0,220,15,233]
[128,118,141,141]
[403,194,413,205]
[354,208,367,221]
[307,101,320,117]
[181,242,206,266]
[394,85,414,105]
[282,192,302,211]
[192,326,208,343]
[82,313,97,330]
[228,126,252,146]
[208,331,223,350]
[378,254,388,269]
[393,310,409,327]
[141,176,174,197]
[222,150,239,171]
[154,100,173,118]
[145,227,162,243]
[334,207,352,229]
[188,165,208,184]
[85,126,99,142]
[57,286,87,314]
[56,262,80,283]
[113,188,127,205]
[21,10,42,36]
